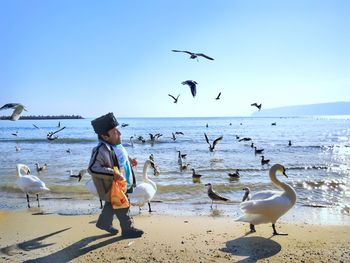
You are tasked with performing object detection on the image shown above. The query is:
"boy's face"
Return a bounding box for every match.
[102,127,121,145]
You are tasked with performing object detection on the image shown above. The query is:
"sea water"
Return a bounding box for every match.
[0,116,349,224]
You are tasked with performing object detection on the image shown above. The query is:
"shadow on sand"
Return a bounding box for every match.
[23,232,123,263]
[1,227,124,262]
[220,235,281,263]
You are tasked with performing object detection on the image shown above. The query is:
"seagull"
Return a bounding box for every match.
[0,103,27,121]
[261,155,270,166]
[172,50,214,61]
[215,92,221,100]
[181,80,197,98]
[251,103,262,111]
[191,168,202,179]
[239,137,252,142]
[242,187,251,202]
[254,146,264,155]
[288,140,292,146]
[35,163,48,173]
[271,122,276,126]
[168,94,180,103]
[47,126,66,140]
[175,131,184,135]
[205,183,229,209]
[121,123,129,128]
[228,169,240,179]
[204,133,223,152]
[57,121,61,128]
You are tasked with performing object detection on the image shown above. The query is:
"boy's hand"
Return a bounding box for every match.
[113,170,125,181]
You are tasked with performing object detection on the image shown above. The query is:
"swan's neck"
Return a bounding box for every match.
[142,161,156,190]
[269,167,297,204]
[16,165,24,177]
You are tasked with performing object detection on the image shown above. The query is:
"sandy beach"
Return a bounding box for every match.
[0,209,349,263]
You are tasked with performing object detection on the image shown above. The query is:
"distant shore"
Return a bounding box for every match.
[0,115,84,120]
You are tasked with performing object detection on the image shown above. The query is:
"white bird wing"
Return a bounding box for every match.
[250,190,280,200]
[17,176,49,192]
[129,183,155,206]
[240,195,291,215]
[11,105,25,121]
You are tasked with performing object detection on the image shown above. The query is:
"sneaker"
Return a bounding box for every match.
[122,227,144,238]
[96,224,119,235]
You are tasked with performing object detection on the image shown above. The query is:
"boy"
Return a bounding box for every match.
[88,112,143,238]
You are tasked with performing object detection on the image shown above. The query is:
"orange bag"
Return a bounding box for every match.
[111,179,129,209]
[111,166,129,209]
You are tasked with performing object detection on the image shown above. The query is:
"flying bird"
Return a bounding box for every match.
[171,50,214,61]
[238,137,252,142]
[251,103,262,111]
[215,92,221,100]
[168,94,180,103]
[0,103,27,121]
[181,80,197,98]
[204,133,223,152]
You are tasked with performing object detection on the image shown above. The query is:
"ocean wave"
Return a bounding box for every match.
[0,138,97,144]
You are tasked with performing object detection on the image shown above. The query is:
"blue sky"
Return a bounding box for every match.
[1,0,349,117]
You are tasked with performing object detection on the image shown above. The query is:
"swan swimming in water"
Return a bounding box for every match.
[16,164,50,208]
[236,164,297,235]
[129,159,160,213]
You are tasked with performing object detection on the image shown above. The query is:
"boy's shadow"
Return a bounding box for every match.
[1,227,124,263]
[220,235,281,263]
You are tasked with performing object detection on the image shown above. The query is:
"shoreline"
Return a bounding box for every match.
[1,210,350,262]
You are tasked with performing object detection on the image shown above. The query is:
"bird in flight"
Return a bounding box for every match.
[204,133,223,152]
[168,94,180,103]
[182,80,197,98]
[251,103,262,111]
[0,103,27,121]
[215,92,221,100]
[172,50,214,61]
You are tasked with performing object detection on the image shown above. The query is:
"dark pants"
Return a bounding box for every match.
[96,201,133,232]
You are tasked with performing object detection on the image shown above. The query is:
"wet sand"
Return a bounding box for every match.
[0,210,349,262]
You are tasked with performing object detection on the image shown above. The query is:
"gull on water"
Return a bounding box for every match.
[171,50,214,61]
[236,164,297,235]
[181,80,197,98]
[254,146,264,155]
[205,183,229,209]
[0,103,27,121]
[261,155,270,166]
[35,163,48,173]
[228,169,240,180]
[16,164,50,208]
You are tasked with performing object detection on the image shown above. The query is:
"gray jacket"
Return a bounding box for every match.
[88,141,135,201]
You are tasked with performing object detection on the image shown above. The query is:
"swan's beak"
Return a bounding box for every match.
[78,174,82,182]
[283,171,288,178]
[27,169,31,175]
[153,166,160,176]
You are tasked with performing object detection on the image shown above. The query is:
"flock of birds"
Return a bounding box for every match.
[2,51,296,235]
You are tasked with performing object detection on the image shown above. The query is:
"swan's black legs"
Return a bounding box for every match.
[26,194,30,208]
[36,194,40,207]
[250,224,256,232]
[99,199,103,209]
[148,202,153,213]
[272,223,288,235]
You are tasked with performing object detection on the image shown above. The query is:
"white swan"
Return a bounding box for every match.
[70,169,102,209]
[129,159,160,213]
[236,164,297,235]
[16,164,50,208]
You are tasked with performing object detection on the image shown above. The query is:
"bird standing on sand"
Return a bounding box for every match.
[0,103,27,121]
[242,187,251,202]
[236,164,297,235]
[215,92,221,100]
[182,80,197,98]
[172,50,214,61]
[168,94,180,103]
[251,103,262,111]
[204,133,223,152]
[205,183,229,209]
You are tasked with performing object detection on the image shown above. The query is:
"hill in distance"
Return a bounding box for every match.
[251,101,350,117]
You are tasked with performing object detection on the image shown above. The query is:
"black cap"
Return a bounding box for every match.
[91,112,119,135]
